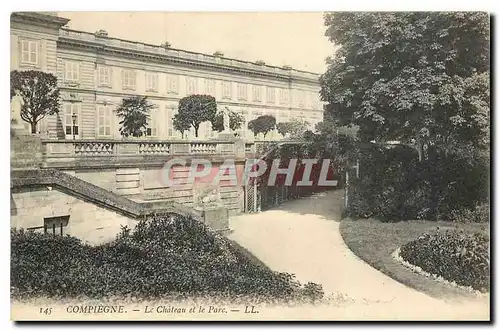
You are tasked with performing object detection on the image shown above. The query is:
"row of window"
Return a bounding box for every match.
[95,66,300,105]
[19,39,318,107]
[62,103,320,139]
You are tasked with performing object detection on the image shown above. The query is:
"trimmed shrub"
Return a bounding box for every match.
[11,213,323,302]
[344,142,489,222]
[446,204,490,223]
[399,228,490,292]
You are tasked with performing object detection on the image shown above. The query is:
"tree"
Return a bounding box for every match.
[10,70,60,134]
[211,107,245,132]
[321,12,490,219]
[321,12,490,160]
[175,95,217,138]
[247,115,276,138]
[172,114,191,139]
[115,96,154,137]
[276,118,309,139]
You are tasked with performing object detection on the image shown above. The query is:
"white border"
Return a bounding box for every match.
[392,247,489,298]
[3,2,498,330]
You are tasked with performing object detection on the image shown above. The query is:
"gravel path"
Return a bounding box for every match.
[228,189,489,320]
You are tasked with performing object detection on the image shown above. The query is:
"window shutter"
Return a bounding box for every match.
[39,40,44,69]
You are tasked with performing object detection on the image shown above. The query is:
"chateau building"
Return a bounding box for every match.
[11,12,324,140]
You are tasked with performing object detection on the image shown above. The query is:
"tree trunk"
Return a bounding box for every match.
[427,145,441,221]
[194,126,199,138]
[30,121,37,134]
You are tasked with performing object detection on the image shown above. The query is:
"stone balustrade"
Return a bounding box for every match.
[59,28,319,82]
[41,139,254,168]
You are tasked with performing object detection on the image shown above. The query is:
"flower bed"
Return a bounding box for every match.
[397,228,489,293]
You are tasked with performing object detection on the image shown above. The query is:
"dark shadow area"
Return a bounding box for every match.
[262,188,345,222]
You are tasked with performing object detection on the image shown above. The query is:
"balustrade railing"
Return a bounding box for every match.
[41,139,251,166]
[138,142,171,155]
[59,28,320,81]
[190,142,217,154]
[74,141,115,156]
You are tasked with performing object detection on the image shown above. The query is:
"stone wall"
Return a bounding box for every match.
[63,162,246,215]
[140,163,245,215]
[11,187,136,245]
[11,134,43,169]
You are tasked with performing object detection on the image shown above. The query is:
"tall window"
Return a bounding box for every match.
[146,72,159,92]
[266,87,276,104]
[222,81,232,99]
[186,77,197,95]
[252,85,262,102]
[166,75,179,94]
[167,106,180,137]
[65,61,79,82]
[97,105,112,137]
[146,107,159,137]
[279,88,289,105]
[281,111,290,122]
[309,91,318,109]
[21,40,38,65]
[204,78,215,96]
[237,83,247,101]
[306,91,313,109]
[298,90,305,107]
[122,69,136,90]
[98,66,111,86]
[63,103,80,139]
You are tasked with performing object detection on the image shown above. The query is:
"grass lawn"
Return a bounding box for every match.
[340,218,489,303]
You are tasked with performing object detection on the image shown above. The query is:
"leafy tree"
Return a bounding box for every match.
[321,12,490,160]
[320,12,490,219]
[10,70,60,134]
[211,107,245,132]
[248,115,276,138]
[172,114,191,139]
[175,95,217,137]
[115,96,154,137]
[276,118,309,139]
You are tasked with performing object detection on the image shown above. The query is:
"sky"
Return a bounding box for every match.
[58,12,335,74]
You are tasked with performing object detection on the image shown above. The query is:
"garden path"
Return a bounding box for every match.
[228,189,489,320]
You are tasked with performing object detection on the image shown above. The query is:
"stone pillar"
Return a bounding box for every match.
[234,139,245,159]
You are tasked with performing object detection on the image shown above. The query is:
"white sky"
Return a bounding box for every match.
[58,12,335,74]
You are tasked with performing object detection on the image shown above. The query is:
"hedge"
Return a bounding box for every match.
[11,213,323,303]
[399,228,489,292]
[344,143,489,222]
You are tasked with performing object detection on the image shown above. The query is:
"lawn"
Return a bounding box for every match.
[339,218,489,303]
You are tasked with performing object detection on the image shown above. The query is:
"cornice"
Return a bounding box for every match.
[57,35,320,86]
[11,12,70,29]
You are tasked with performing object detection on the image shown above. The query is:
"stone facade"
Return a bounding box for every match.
[10,12,324,140]
[11,187,136,245]
[64,160,245,215]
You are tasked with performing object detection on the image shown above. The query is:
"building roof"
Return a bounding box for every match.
[58,26,321,84]
[11,12,70,28]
